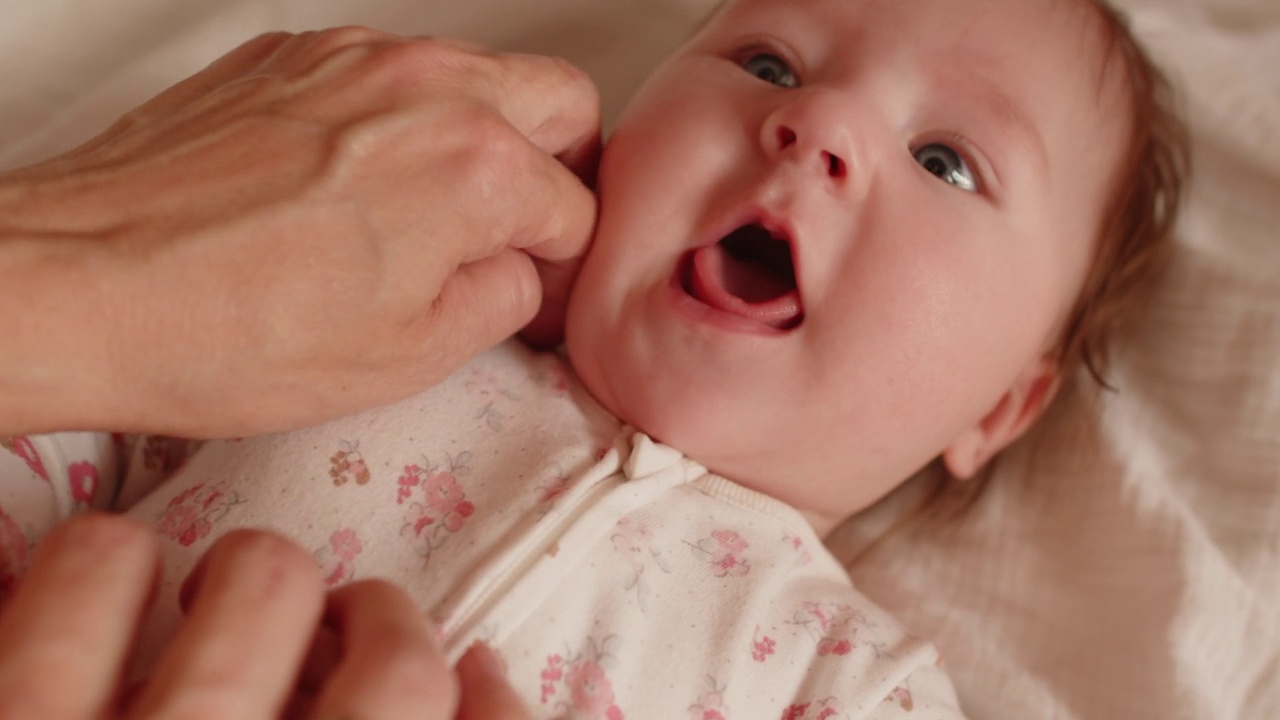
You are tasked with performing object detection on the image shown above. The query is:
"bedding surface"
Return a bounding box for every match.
[2,0,1276,717]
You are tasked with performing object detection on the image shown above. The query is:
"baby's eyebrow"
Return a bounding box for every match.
[976,82,1048,174]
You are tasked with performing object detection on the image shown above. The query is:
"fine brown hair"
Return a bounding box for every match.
[1050,0,1190,393]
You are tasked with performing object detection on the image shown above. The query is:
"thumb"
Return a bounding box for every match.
[454,643,532,720]
[421,249,542,373]
[517,255,583,349]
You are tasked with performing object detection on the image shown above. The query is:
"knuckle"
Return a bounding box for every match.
[404,36,495,69]
[466,108,522,155]
[308,25,386,55]
[544,54,595,92]
[509,53,599,104]
[436,104,523,173]
[376,38,495,89]
[247,30,293,49]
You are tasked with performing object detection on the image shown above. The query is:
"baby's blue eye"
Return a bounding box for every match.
[913,144,978,192]
[742,53,798,88]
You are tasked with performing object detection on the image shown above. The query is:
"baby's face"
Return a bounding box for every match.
[565,0,1129,531]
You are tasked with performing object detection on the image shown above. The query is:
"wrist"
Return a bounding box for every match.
[0,170,130,435]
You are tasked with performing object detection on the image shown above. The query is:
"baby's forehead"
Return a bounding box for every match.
[709,0,1131,133]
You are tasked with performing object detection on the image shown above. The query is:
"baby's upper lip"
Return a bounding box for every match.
[707,204,796,250]
[684,203,804,331]
[703,203,802,288]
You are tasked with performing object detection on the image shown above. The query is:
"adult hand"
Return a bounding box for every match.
[0,29,599,438]
[0,514,532,719]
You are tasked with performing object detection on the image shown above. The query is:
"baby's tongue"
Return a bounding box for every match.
[689,245,802,330]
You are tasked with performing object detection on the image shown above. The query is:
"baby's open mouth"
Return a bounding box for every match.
[680,223,804,331]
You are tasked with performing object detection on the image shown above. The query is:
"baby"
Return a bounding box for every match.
[0,0,1184,716]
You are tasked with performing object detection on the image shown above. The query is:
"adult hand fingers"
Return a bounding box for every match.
[128,531,325,720]
[0,515,159,719]
[454,643,533,720]
[362,38,602,266]
[484,50,601,172]
[415,248,541,374]
[518,255,584,349]
[452,46,602,261]
[306,580,455,720]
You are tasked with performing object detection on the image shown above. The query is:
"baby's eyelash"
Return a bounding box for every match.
[729,38,804,83]
[916,131,991,195]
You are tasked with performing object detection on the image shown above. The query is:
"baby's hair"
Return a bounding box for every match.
[1050,0,1189,391]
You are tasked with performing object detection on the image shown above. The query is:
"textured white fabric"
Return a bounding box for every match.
[1,0,1276,717]
[110,342,963,719]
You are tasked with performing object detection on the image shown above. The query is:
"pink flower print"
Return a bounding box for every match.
[750,626,776,662]
[156,481,244,547]
[611,518,670,611]
[565,661,618,717]
[1,436,48,482]
[397,464,423,504]
[612,518,656,572]
[688,529,751,577]
[782,703,811,720]
[399,453,474,560]
[329,441,372,487]
[782,531,812,566]
[330,528,362,560]
[793,603,871,658]
[816,638,853,657]
[423,470,465,516]
[158,504,209,547]
[780,699,842,720]
[0,507,28,601]
[540,654,564,704]
[688,678,730,720]
[539,636,624,719]
[66,461,99,505]
[315,528,363,587]
[465,367,520,431]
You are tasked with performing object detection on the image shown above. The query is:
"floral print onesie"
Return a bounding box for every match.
[0,342,966,719]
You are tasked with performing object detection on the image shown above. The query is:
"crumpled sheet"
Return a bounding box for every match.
[2,0,1276,717]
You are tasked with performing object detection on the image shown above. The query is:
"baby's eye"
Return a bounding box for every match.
[912,143,978,193]
[742,52,798,88]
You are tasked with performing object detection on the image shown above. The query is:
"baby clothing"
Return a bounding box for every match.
[1,342,965,719]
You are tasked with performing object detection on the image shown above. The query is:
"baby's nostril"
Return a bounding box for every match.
[777,127,798,149]
[825,152,846,179]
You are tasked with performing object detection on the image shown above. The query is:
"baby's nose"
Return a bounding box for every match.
[760,91,859,186]
[773,125,847,179]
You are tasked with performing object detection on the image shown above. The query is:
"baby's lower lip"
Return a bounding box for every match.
[667,251,797,336]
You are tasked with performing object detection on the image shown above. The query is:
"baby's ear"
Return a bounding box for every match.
[942,356,1061,480]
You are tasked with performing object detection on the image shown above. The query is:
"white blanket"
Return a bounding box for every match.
[3,0,1276,717]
